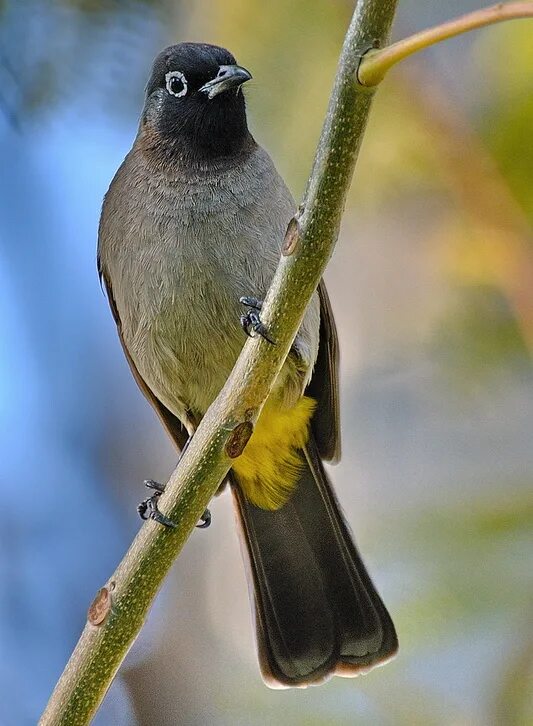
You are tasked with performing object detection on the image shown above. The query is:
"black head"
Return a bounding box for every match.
[141,43,253,165]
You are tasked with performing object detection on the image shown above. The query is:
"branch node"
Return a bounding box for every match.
[225,421,254,458]
[282,217,301,256]
[356,48,381,86]
[87,586,113,626]
[355,41,384,89]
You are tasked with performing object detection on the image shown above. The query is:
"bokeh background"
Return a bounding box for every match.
[1,1,532,724]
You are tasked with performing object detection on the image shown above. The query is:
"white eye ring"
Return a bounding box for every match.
[165,70,188,98]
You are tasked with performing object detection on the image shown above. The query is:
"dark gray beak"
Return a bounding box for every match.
[199,65,252,99]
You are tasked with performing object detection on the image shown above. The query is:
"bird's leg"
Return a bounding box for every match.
[239,296,275,344]
[138,479,211,529]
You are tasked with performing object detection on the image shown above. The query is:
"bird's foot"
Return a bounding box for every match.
[239,296,275,344]
[137,480,211,529]
[138,480,176,528]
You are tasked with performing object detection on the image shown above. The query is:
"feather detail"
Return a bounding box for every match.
[232,396,316,510]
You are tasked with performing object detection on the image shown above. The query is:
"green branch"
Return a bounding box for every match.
[358,1,533,87]
[39,1,399,723]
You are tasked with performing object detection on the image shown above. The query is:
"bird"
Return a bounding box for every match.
[98,42,397,688]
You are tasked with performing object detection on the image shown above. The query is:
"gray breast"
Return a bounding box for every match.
[98,144,312,420]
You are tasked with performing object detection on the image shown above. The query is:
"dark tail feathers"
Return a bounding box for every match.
[231,440,397,687]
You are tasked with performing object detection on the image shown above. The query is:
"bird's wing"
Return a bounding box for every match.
[98,261,189,453]
[305,280,341,463]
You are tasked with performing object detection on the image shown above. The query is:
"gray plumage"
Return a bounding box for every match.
[98,42,397,688]
[99,140,319,427]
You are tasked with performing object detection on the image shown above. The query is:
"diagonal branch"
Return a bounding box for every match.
[358,1,533,87]
[40,1,400,723]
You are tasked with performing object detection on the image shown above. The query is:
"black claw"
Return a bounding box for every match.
[240,313,253,338]
[240,297,275,344]
[137,498,150,520]
[197,508,211,529]
[239,296,262,311]
[137,480,176,528]
[138,480,211,531]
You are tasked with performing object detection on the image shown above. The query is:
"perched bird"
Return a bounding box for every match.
[98,42,397,687]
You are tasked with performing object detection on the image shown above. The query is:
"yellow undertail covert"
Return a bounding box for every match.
[232,395,316,510]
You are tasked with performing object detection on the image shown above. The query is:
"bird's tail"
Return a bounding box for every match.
[230,439,398,688]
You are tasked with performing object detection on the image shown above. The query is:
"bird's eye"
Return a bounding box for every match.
[165,70,188,98]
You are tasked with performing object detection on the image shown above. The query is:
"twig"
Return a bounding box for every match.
[358,2,533,86]
[39,1,399,723]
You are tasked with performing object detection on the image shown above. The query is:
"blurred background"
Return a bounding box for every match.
[1,0,532,724]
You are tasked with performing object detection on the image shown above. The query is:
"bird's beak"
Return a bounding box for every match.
[199,65,252,99]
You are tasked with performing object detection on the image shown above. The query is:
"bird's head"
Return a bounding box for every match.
[141,43,253,165]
